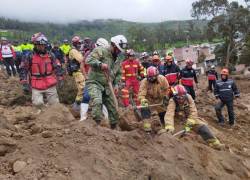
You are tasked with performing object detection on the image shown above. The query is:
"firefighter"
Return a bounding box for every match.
[206,65,218,91]
[214,68,240,126]
[121,49,144,107]
[138,66,169,132]
[19,32,64,106]
[180,59,198,100]
[161,55,180,86]
[164,84,224,149]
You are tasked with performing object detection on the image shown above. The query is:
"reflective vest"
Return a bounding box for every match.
[162,64,180,85]
[180,67,197,87]
[30,53,57,90]
[60,44,71,55]
[121,59,144,81]
[0,45,15,58]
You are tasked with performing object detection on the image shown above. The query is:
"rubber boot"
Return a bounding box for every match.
[143,119,152,133]
[102,105,109,121]
[80,103,89,121]
[207,138,225,150]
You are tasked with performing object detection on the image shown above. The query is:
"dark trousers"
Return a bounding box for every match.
[159,111,166,126]
[208,80,216,91]
[184,85,196,100]
[215,100,235,125]
[15,55,22,73]
[3,57,16,76]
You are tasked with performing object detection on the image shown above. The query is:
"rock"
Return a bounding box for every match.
[176,154,185,160]
[42,131,53,138]
[13,160,27,173]
[0,137,17,156]
[30,124,42,135]
[220,161,234,174]
[0,145,8,156]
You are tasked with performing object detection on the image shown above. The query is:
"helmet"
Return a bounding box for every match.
[126,49,135,57]
[186,58,194,66]
[165,55,173,62]
[211,65,215,69]
[172,85,187,103]
[153,50,159,55]
[221,68,229,76]
[63,39,69,43]
[83,37,95,50]
[141,52,148,58]
[96,38,109,48]
[152,55,160,62]
[31,32,48,45]
[72,36,81,43]
[110,35,128,52]
[147,66,159,82]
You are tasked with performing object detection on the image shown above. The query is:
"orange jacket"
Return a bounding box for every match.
[121,59,144,81]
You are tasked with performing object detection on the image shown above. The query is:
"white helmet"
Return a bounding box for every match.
[211,65,215,69]
[96,38,109,48]
[110,35,128,52]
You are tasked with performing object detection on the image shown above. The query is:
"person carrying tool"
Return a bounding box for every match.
[121,49,144,107]
[163,84,224,149]
[180,58,198,100]
[214,68,240,126]
[19,32,64,106]
[206,65,218,91]
[138,66,169,132]
[161,55,180,86]
[0,37,16,77]
[67,36,85,108]
[86,35,128,129]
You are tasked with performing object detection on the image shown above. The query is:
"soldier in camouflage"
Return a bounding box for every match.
[86,35,128,129]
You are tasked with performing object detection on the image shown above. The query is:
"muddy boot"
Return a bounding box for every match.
[207,138,225,150]
[80,103,89,121]
[143,120,152,133]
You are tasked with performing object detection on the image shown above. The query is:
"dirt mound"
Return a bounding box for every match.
[0,71,250,180]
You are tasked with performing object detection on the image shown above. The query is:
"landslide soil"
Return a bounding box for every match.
[0,71,250,180]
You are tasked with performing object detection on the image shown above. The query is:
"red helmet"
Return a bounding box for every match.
[165,55,173,62]
[126,49,135,57]
[72,36,81,43]
[31,32,48,45]
[147,66,159,82]
[221,68,229,76]
[172,85,187,98]
[185,58,194,66]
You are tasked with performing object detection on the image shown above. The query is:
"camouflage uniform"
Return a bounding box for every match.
[86,46,119,125]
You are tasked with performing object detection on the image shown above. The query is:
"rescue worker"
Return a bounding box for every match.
[180,59,198,100]
[0,37,16,77]
[20,39,33,57]
[138,66,169,132]
[60,39,71,56]
[163,84,224,149]
[161,55,180,86]
[140,52,151,70]
[51,42,64,65]
[19,32,64,106]
[68,36,85,106]
[12,41,22,73]
[86,35,128,129]
[121,49,144,107]
[151,55,163,73]
[214,68,240,126]
[206,65,218,91]
[80,38,110,121]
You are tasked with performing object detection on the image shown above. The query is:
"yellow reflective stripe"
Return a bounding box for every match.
[165,124,174,130]
[132,65,138,68]
[144,122,151,129]
[124,65,130,68]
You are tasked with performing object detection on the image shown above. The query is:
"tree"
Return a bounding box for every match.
[192,0,250,67]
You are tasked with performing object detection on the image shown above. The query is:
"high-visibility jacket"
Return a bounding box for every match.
[60,44,71,55]
[206,70,218,81]
[180,67,198,87]
[0,44,16,59]
[121,59,144,81]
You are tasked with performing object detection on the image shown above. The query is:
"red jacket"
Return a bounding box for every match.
[20,52,64,90]
[121,59,144,81]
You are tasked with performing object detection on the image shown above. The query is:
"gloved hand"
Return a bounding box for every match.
[100,63,108,71]
[141,99,149,107]
[165,124,175,134]
[22,83,30,94]
[58,80,64,88]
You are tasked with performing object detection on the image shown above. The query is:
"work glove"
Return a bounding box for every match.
[141,99,149,107]
[22,83,30,94]
[165,124,175,134]
[58,80,64,88]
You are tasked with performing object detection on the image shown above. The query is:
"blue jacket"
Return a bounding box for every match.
[214,79,240,102]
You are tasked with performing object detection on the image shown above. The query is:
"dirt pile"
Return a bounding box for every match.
[0,71,250,180]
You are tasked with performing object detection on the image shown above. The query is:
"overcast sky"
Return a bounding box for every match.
[0,0,246,23]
